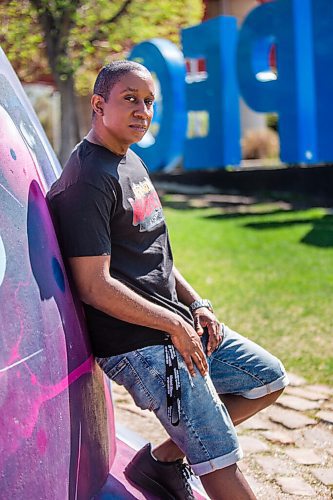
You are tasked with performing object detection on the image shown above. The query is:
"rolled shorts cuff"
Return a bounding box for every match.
[190,447,244,476]
[240,371,289,400]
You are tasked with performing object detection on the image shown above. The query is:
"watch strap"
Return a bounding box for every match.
[189,299,213,313]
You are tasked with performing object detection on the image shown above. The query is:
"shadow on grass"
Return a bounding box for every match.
[204,210,333,248]
[201,208,294,220]
[244,214,333,248]
[160,193,259,211]
[161,193,333,248]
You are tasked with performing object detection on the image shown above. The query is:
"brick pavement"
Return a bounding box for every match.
[112,373,333,499]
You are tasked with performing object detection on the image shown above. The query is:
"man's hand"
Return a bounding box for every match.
[192,307,222,357]
[169,320,208,377]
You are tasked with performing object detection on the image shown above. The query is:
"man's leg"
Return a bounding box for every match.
[142,446,257,500]
[200,464,256,500]
[153,387,284,462]
[102,345,253,498]
[152,326,288,497]
[99,332,287,499]
[220,387,284,425]
[152,394,285,498]
[153,388,284,462]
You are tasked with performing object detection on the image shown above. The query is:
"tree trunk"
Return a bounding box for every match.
[57,74,81,166]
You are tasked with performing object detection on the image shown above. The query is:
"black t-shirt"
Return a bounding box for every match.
[47,139,193,356]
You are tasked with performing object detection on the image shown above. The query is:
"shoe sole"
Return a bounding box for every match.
[124,464,176,500]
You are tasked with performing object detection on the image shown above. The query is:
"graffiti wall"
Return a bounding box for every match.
[0,47,115,499]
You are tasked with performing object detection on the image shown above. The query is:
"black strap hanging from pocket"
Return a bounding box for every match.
[164,342,181,426]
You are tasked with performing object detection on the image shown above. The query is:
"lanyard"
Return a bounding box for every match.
[164,342,181,426]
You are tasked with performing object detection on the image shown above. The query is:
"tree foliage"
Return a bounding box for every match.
[0,0,203,93]
[0,0,203,162]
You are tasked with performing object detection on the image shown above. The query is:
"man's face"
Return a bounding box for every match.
[100,70,155,150]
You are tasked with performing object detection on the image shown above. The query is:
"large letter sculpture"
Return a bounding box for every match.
[181,16,241,169]
[311,0,333,162]
[129,38,186,172]
[237,0,317,164]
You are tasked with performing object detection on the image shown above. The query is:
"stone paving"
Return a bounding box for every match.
[112,372,333,499]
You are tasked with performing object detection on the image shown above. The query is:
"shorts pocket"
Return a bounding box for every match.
[106,357,159,412]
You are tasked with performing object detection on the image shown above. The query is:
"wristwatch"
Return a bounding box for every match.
[189,299,213,313]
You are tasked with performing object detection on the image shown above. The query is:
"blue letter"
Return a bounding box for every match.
[237,0,317,164]
[312,0,333,162]
[181,16,241,170]
[128,39,186,172]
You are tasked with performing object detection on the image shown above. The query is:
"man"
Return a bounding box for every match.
[48,60,288,499]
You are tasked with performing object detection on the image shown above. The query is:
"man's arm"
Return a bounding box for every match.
[173,266,201,306]
[173,266,222,356]
[69,255,208,377]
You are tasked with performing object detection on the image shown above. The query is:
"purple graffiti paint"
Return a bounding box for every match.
[0,48,116,499]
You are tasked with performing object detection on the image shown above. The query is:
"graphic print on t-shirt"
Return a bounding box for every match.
[128,176,164,232]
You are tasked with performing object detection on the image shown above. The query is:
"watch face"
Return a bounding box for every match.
[190,299,213,312]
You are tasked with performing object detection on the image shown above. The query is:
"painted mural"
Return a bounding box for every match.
[0,47,116,499]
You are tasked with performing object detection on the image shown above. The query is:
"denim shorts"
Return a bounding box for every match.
[96,325,289,476]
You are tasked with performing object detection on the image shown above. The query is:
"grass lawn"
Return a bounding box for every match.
[163,199,333,386]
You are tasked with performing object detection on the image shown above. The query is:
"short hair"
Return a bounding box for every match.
[93,60,149,101]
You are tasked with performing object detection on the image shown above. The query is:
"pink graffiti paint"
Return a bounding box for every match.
[0,49,116,499]
[36,428,48,454]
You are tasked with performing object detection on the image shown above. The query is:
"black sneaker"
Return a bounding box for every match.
[124,443,195,499]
